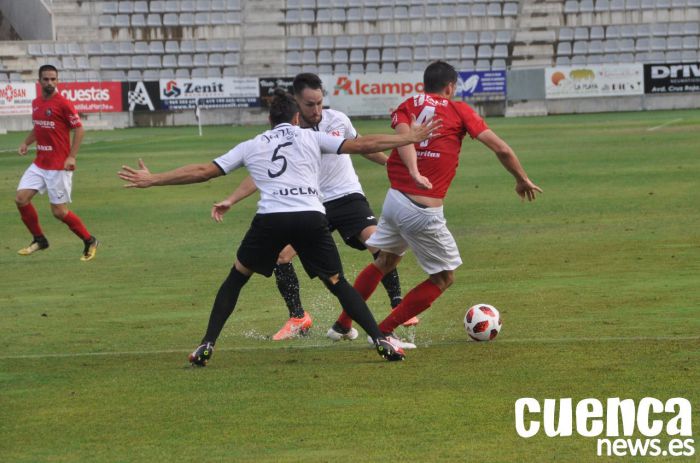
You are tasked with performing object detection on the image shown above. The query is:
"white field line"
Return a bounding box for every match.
[0,335,698,360]
[647,118,684,131]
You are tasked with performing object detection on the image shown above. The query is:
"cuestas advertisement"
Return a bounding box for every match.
[46,82,123,113]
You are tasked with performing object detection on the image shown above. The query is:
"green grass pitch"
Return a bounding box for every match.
[0,109,698,462]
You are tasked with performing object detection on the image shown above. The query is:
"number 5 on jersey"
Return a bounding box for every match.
[268,141,292,178]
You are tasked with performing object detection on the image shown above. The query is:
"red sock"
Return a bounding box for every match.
[336,263,384,330]
[379,279,443,333]
[18,203,44,237]
[61,211,91,241]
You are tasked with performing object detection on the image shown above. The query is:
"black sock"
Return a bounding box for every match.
[202,267,250,344]
[373,251,402,307]
[274,262,305,318]
[324,276,383,340]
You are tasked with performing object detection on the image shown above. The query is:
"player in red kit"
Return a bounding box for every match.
[330,61,542,348]
[16,64,98,261]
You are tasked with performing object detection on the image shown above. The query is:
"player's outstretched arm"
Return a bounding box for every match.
[118,159,222,188]
[18,130,36,156]
[340,116,441,155]
[394,122,433,190]
[211,175,258,223]
[476,130,542,201]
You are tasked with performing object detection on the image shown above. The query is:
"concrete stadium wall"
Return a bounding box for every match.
[0,0,53,40]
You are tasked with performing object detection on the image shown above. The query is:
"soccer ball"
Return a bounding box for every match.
[464,304,502,341]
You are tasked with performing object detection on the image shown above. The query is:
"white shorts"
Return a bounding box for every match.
[365,188,462,275]
[17,163,73,204]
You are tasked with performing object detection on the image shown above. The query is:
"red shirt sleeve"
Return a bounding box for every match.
[62,98,82,129]
[457,102,488,139]
[390,99,413,129]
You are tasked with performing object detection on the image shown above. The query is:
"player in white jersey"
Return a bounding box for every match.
[213,73,410,343]
[118,90,441,365]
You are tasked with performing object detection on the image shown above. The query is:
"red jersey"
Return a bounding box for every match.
[31,92,82,170]
[388,94,488,198]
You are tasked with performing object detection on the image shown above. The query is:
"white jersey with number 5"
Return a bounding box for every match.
[213,123,345,214]
[313,109,364,202]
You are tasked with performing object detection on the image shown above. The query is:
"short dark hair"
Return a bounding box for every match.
[38,64,58,78]
[423,61,458,94]
[269,88,299,126]
[292,73,323,96]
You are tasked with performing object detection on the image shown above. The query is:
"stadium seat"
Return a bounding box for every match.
[180,40,195,53]
[493,44,508,58]
[175,69,190,78]
[564,0,579,13]
[146,55,162,68]
[318,36,334,49]
[193,54,208,66]
[368,35,383,48]
[579,0,595,11]
[195,12,210,25]
[480,31,496,44]
[150,1,166,13]
[397,47,412,61]
[681,50,698,62]
[351,35,366,49]
[223,52,240,65]
[683,22,699,35]
[103,2,118,14]
[120,1,137,13]
[207,53,223,66]
[41,43,55,55]
[429,46,445,60]
[223,66,239,76]
[366,49,381,62]
[381,48,397,62]
[301,50,316,64]
[446,32,462,45]
[455,4,470,17]
[409,6,424,18]
[397,61,411,72]
[99,15,116,27]
[181,1,196,12]
[377,7,393,20]
[461,45,477,59]
[225,40,240,52]
[414,47,429,61]
[667,23,684,36]
[55,43,69,55]
[606,25,620,39]
[191,68,207,78]
[362,7,377,21]
[492,59,506,70]
[487,3,502,16]
[475,59,490,70]
[610,0,626,9]
[366,62,380,73]
[349,49,364,63]
[478,45,493,59]
[573,41,589,54]
[431,32,447,46]
[589,40,604,54]
[398,34,413,47]
[334,63,349,73]
[178,55,193,67]
[445,46,461,60]
[557,42,572,55]
[163,13,178,26]
[464,31,479,45]
[209,40,225,52]
[317,50,332,64]
[115,56,131,69]
[595,0,610,11]
[394,6,409,19]
[115,15,130,27]
[316,9,331,22]
[129,55,146,69]
[381,62,396,73]
[195,41,210,53]
[196,0,212,10]
[350,63,364,73]
[206,68,221,79]
[180,13,195,26]
[335,35,351,49]
[590,26,605,40]
[636,38,651,51]
[415,33,429,47]
[503,3,518,16]
[574,27,589,40]
[28,43,43,56]
[149,41,165,54]
[134,41,149,54]
[604,39,619,53]
[682,36,698,49]
[147,14,162,26]
[556,56,571,65]
[131,14,146,27]
[666,50,682,61]
[211,0,226,10]
[496,30,512,44]
[347,8,362,21]
[162,55,178,67]
[471,4,487,16]
[165,41,179,53]
[333,50,348,63]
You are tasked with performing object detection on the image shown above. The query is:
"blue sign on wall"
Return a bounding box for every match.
[457,71,506,100]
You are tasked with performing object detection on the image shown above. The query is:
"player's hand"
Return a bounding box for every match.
[118,159,153,188]
[410,172,433,190]
[407,114,442,144]
[211,200,233,223]
[515,179,543,202]
[64,156,77,171]
[18,143,28,156]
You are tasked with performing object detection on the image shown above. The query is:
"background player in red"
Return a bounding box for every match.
[331,61,542,347]
[15,64,98,261]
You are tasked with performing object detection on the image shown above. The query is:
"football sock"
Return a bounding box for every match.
[324,276,383,340]
[381,269,402,307]
[336,263,384,330]
[18,203,44,237]
[60,211,91,241]
[379,279,443,333]
[373,251,402,306]
[201,267,251,344]
[273,262,305,318]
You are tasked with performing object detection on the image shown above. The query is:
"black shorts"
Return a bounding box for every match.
[324,193,378,251]
[236,211,343,279]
